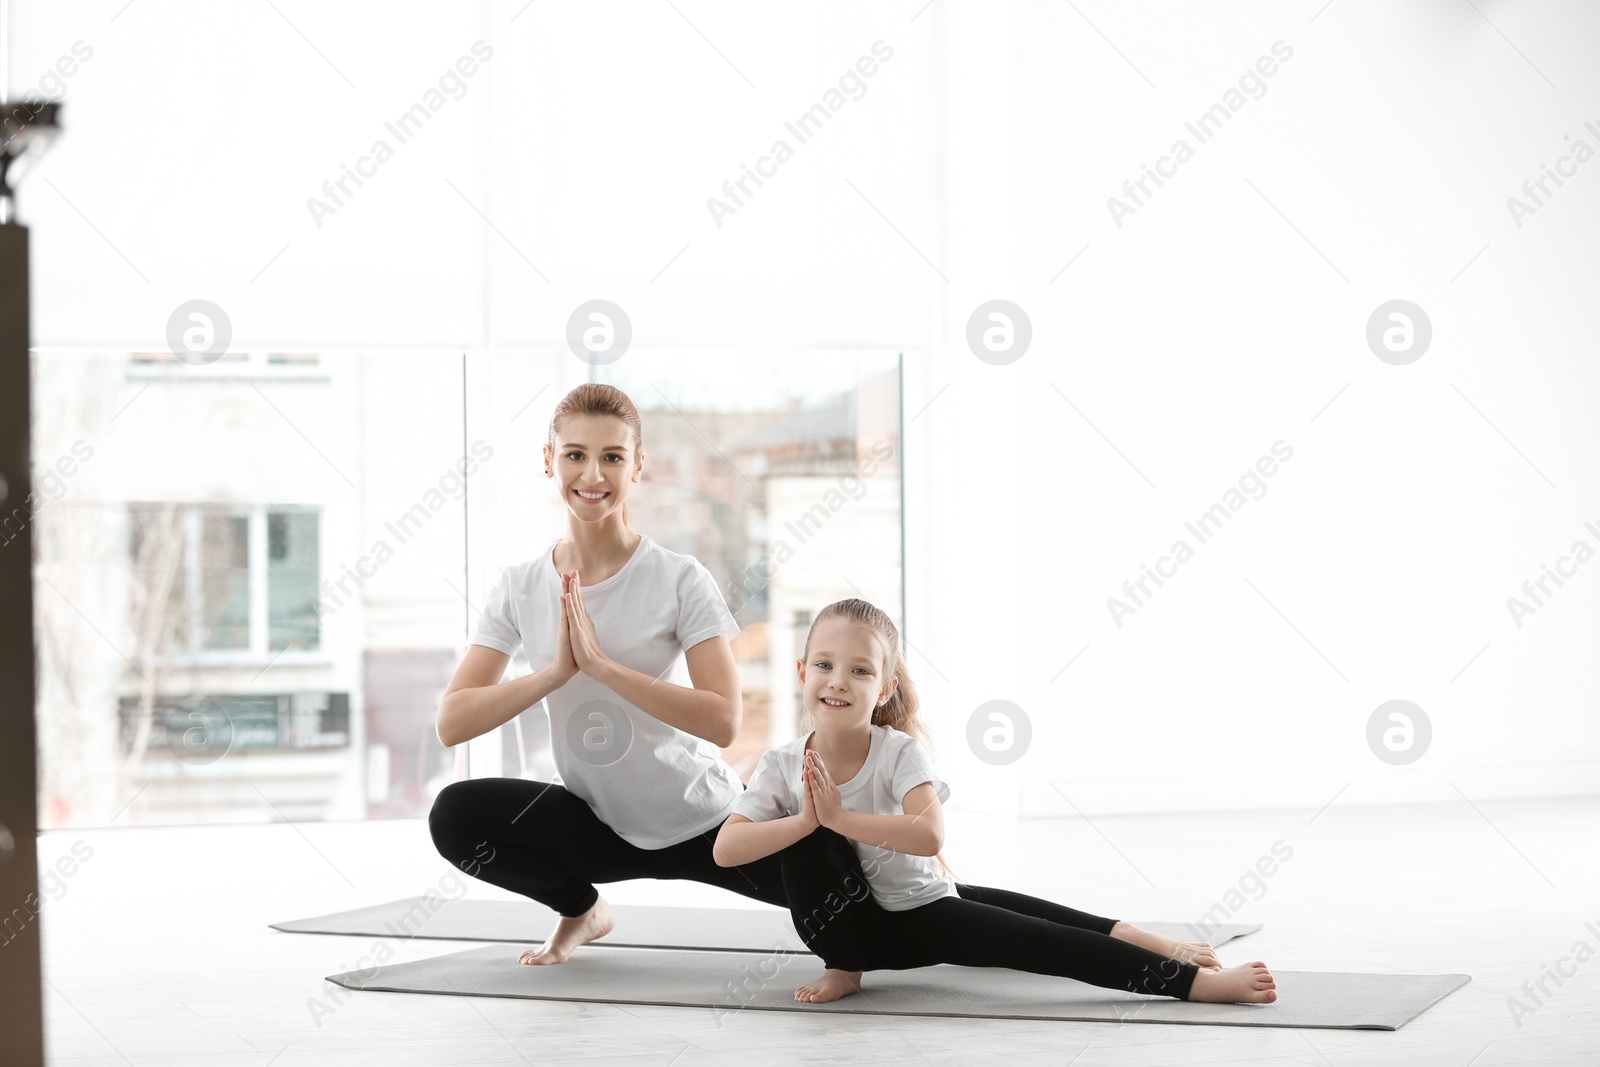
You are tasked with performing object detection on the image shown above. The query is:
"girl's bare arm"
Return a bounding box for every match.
[826,783,945,856]
[712,811,818,867]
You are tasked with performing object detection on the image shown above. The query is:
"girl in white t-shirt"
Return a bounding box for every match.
[429,383,797,966]
[715,598,1278,1007]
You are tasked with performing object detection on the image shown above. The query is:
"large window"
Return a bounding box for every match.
[32,350,902,826]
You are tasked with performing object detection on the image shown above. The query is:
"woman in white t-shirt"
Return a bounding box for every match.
[715,598,1279,1007]
[428,383,791,965]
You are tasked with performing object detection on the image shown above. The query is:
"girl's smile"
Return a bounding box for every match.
[799,616,897,721]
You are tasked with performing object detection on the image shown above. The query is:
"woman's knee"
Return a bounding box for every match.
[428,779,492,855]
[428,784,509,881]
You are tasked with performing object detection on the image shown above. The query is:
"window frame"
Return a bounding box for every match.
[135,501,332,668]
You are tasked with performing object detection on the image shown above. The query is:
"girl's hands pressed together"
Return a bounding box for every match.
[563,571,611,676]
[795,754,821,831]
[804,750,844,830]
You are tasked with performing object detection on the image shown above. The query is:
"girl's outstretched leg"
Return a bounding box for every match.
[856,896,1272,1002]
[955,882,1220,971]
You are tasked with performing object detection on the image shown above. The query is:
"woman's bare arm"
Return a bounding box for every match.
[435,644,576,748]
[591,635,741,748]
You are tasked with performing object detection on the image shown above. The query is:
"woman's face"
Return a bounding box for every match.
[547,414,640,522]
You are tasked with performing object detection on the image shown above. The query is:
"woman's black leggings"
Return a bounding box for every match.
[427,778,790,917]
[780,827,1200,1001]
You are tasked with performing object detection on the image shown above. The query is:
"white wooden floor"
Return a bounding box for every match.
[34,795,1600,1066]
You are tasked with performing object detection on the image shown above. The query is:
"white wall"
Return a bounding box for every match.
[1001,0,1600,814]
[14,0,1598,817]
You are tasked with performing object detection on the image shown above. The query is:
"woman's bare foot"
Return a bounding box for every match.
[1110,921,1222,971]
[518,896,615,965]
[795,969,862,1004]
[1187,961,1277,1003]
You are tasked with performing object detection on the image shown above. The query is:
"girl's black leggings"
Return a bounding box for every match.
[780,826,1200,1002]
[427,777,791,916]
[428,779,1197,1001]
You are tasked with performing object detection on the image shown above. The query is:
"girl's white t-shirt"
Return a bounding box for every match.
[732,724,958,911]
[469,534,743,850]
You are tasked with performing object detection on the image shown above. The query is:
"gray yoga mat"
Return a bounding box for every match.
[272,896,1261,955]
[327,942,1470,1029]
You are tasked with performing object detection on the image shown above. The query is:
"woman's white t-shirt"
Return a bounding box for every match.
[732,724,957,911]
[469,534,743,850]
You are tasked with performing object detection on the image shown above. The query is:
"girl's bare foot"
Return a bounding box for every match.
[1187,961,1277,1003]
[518,896,615,965]
[1110,921,1222,970]
[795,968,862,1003]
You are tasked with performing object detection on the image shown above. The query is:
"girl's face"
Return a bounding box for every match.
[545,414,640,523]
[797,617,897,730]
